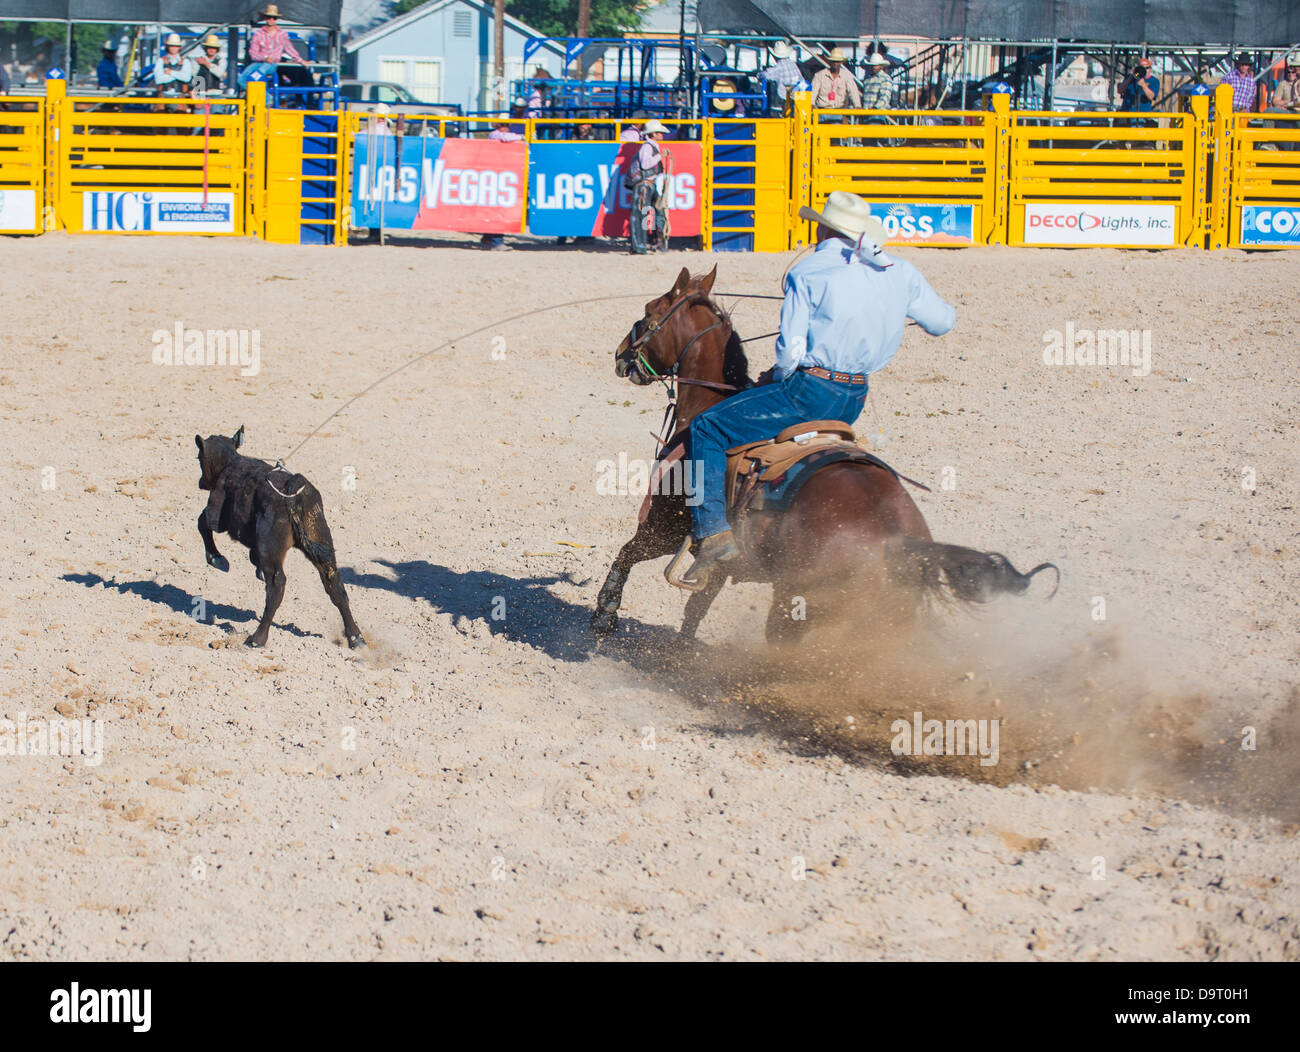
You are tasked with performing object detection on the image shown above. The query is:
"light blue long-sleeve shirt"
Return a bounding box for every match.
[773,238,956,380]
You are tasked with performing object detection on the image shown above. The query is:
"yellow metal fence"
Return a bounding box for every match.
[0,96,45,234]
[5,82,1299,250]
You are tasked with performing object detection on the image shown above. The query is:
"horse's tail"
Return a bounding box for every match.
[886,537,1059,605]
[285,480,336,568]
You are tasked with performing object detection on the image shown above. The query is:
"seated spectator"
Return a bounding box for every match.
[487,120,523,142]
[1220,53,1264,113]
[240,5,310,90]
[192,33,226,95]
[763,41,801,109]
[97,41,123,89]
[154,34,194,98]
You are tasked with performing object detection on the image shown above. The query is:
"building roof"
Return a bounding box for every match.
[346,0,563,53]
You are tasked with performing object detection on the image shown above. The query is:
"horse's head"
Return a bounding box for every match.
[195,425,244,490]
[614,265,717,385]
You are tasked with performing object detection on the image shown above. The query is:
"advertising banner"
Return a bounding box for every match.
[865,203,975,245]
[0,188,38,232]
[1239,206,1300,247]
[1023,203,1177,245]
[528,141,702,238]
[352,135,525,233]
[81,192,235,233]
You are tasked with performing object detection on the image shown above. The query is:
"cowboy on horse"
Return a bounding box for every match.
[680,190,958,587]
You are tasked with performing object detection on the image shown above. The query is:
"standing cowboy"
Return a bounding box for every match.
[680,191,957,587]
[628,118,670,255]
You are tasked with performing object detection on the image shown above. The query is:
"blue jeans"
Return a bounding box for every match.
[239,62,276,88]
[687,369,867,538]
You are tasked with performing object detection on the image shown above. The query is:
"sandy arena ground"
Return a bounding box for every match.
[0,232,1296,961]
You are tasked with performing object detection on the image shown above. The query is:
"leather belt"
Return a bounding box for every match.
[800,365,867,386]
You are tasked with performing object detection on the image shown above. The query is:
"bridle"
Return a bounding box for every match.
[620,290,781,450]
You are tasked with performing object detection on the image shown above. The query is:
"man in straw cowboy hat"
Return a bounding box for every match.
[680,190,956,587]
[763,40,803,105]
[628,118,670,254]
[241,5,309,88]
[810,47,861,111]
[154,33,195,97]
[860,49,894,110]
[193,33,227,94]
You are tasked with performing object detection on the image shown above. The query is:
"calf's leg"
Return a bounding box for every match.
[246,556,286,648]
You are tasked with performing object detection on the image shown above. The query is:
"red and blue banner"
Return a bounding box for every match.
[352,135,524,233]
[528,142,702,238]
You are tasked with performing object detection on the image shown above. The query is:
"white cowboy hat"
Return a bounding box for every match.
[643,118,669,134]
[865,51,890,66]
[827,47,846,63]
[771,41,793,59]
[795,191,889,248]
[164,33,182,47]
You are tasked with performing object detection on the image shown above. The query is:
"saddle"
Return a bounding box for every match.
[638,420,917,525]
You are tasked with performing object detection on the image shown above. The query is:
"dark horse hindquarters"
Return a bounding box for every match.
[196,427,365,649]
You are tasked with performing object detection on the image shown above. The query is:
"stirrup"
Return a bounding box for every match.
[665,535,705,592]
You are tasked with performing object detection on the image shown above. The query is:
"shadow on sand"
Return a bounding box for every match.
[60,572,318,640]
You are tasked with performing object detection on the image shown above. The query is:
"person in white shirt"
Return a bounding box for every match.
[154,33,194,98]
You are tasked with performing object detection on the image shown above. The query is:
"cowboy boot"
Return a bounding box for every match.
[680,530,741,589]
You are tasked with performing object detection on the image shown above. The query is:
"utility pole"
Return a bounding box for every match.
[494,0,506,111]
[578,0,591,37]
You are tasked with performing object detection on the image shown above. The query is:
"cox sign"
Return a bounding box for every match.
[1240,206,1300,246]
[1024,203,1176,245]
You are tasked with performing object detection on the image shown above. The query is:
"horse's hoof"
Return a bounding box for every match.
[347,633,366,649]
[590,609,618,636]
[255,567,265,581]
[244,636,265,649]
[207,554,230,573]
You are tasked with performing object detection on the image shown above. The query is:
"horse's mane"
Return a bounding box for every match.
[687,291,751,389]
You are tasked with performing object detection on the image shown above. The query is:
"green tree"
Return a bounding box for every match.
[389,1,644,36]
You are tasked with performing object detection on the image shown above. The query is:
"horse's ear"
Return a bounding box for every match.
[699,265,717,295]
[232,425,244,449]
[672,266,690,295]
[195,434,203,452]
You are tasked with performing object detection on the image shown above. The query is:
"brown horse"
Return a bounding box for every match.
[590,265,1057,642]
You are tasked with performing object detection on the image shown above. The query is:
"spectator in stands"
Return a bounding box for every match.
[0,60,12,96]
[810,48,860,113]
[97,41,123,89]
[487,120,523,142]
[763,41,802,108]
[154,34,194,98]
[192,33,226,94]
[1221,53,1264,113]
[860,51,893,110]
[1119,57,1158,115]
[1265,63,1300,149]
[1118,56,1159,141]
[241,5,309,89]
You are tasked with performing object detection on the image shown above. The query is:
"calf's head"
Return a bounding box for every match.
[195,425,245,490]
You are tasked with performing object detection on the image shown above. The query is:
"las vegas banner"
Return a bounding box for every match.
[352,135,525,233]
[528,142,702,238]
